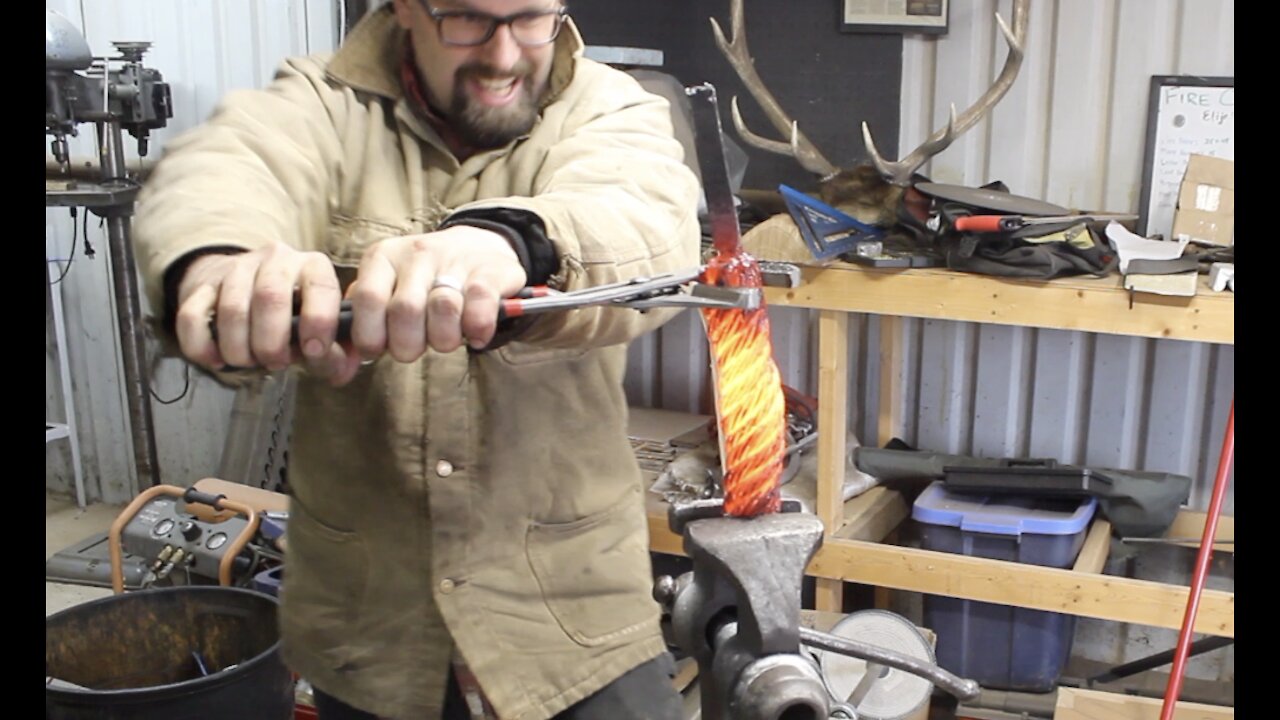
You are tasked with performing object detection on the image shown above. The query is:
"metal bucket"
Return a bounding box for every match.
[46,586,293,720]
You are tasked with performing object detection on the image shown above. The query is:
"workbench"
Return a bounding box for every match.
[646,262,1234,639]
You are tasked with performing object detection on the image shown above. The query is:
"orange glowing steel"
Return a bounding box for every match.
[701,250,786,517]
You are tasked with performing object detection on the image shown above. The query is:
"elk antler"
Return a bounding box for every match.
[864,0,1030,186]
[711,0,838,178]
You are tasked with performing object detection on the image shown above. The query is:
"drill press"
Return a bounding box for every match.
[46,10,173,491]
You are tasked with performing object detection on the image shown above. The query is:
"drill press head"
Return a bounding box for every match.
[46,10,93,167]
[45,12,173,170]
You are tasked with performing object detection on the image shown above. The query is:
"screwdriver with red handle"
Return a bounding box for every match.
[952,213,1137,233]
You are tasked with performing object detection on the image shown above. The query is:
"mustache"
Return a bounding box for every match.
[456,60,535,83]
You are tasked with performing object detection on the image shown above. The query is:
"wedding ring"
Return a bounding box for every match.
[431,274,464,293]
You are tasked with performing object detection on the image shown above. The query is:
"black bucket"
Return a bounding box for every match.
[46,586,294,720]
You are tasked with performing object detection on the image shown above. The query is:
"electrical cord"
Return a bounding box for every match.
[49,208,79,284]
[49,189,191,405]
[151,362,191,405]
[82,206,95,258]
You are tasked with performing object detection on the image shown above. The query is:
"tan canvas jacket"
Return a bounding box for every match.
[133,7,702,718]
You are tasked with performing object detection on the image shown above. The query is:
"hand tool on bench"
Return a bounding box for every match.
[952,212,1137,233]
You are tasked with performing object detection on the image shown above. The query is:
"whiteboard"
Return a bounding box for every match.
[1137,75,1234,240]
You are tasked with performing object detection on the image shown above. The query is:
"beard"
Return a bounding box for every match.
[448,61,542,149]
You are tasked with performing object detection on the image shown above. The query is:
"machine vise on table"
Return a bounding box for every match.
[654,499,979,720]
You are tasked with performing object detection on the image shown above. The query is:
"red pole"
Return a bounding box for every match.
[1159,399,1234,720]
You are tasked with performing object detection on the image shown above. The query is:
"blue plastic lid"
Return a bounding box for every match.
[911,481,1097,536]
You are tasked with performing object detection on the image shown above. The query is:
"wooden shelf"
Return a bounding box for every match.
[645,262,1233,648]
[1055,687,1234,719]
[648,496,1235,639]
[763,263,1234,346]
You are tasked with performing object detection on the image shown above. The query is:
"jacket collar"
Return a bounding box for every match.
[325,3,583,109]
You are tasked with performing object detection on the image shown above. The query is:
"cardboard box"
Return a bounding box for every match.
[1172,154,1234,246]
[1172,208,1234,246]
[1177,175,1235,216]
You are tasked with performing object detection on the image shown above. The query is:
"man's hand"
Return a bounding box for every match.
[175,242,361,384]
[349,225,527,360]
[172,227,525,387]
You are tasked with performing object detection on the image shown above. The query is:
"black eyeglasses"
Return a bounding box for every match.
[419,2,568,48]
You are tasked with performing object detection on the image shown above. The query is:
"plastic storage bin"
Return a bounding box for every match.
[912,481,1098,692]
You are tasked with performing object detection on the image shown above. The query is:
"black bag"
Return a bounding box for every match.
[854,443,1192,539]
[925,181,1118,280]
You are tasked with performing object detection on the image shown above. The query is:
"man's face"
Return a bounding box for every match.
[394,0,561,149]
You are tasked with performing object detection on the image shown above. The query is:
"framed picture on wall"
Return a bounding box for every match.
[841,0,948,34]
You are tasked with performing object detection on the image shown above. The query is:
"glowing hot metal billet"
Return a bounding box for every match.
[688,82,786,518]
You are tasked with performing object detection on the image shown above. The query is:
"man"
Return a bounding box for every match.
[132,0,701,718]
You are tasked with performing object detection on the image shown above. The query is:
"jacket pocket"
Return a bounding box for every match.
[280,496,372,668]
[525,487,659,647]
[495,341,589,367]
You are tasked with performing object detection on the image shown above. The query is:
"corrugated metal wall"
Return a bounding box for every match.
[45,0,338,503]
[627,0,1234,684]
[45,0,1233,685]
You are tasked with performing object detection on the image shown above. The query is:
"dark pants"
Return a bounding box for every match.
[314,653,683,720]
